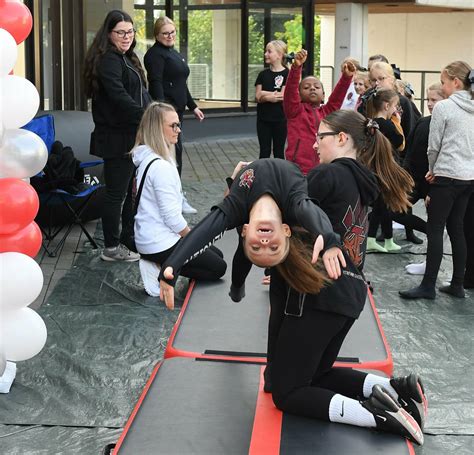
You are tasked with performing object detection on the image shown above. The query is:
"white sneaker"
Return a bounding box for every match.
[405,261,426,275]
[139,259,161,297]
[182,195,197,214]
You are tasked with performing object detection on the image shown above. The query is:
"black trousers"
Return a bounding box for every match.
[392,185,427,234]
[368,195,393,238]
[465,192,474,284]
[422,178,473,288]
[268,276,366,421]
[101,156,135,248]
[257,119,287,160]
[141,243,226,282]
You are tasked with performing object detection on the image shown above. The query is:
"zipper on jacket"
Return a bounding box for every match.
[122,55,143,107]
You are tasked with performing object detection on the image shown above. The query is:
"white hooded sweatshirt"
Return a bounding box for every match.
[428,90,474,180]
[132,145,187,254]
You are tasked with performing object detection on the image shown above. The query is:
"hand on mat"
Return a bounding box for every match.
[160,267,175,310]
[261,275,271,286]
[322,247,346,279]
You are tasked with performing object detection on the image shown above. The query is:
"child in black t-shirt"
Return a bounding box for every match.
[255,40,289,159]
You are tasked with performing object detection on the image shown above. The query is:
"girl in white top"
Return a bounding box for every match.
[132,102,226,297]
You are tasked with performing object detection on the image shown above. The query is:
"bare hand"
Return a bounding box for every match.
[341,59,357,78]
[231,161,252,180]
[425,171,435,184]
[293,49,307,67]
[159,267,175,310]
[311,235,324,264]
[322,247,346,279]
[261,275,271,286]
[424,195,431,208]
[193,107,205,121]
[271,91,284,102]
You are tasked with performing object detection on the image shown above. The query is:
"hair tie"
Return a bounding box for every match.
[365,119,380,137]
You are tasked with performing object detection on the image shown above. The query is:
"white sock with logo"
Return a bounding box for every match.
[328,394,376,427]
[363,374,398,400]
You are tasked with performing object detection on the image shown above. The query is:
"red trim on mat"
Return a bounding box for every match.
[248,366,282,455]
[406,440,416,455]
[113,362,163,455]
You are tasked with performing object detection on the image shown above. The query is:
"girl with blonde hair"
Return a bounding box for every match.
[132,102,226,297]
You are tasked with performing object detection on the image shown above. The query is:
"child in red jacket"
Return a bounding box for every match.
[284,50,357,174]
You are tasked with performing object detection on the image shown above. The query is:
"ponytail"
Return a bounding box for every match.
[322,110,414,213]
[276,232,331,295]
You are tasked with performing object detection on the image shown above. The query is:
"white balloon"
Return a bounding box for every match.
[0,29,18,75]
[1,308,47,362]
[0,252,43,310]
[0,129,48,178]
[1,75,40,129]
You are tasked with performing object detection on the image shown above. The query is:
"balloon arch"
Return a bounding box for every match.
[0,1,48,380]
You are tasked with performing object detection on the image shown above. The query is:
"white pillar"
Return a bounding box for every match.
[334,3,368,85]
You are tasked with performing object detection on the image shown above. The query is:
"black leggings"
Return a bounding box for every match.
[141,243,226,282]
[102,155,135,248]
[267,278,367,420]
[422,179,473,288]
[257,119,287,160]
[465,192,474,282]
[368,195,393,238]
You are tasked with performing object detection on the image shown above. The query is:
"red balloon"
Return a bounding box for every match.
[0,178,39,234]
[0,0,33,44]
[0,221,42,257]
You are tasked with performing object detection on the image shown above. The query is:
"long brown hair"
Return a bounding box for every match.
[276,231,331,295]
[365,88,399,119]
[83,10,146,98]
[322,110,413,213]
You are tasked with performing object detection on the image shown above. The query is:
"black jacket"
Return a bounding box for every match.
[144,42,197,112]
[90,49,149,158]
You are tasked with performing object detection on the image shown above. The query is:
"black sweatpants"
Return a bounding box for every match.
[257,119,287,160]
[422,178,473,288]
[102,155,135,248]
[268,278,367,421]
[141,243,226,282]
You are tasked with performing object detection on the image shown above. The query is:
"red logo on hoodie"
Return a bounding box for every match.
[239,169,255,189]
[342,199,368,266]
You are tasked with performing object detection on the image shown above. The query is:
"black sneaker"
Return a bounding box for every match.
[362,385,424,445]
[390,374,428,430]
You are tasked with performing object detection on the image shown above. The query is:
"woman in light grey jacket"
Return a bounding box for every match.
[400,61,474,300]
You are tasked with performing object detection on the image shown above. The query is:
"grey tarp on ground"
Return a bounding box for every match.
[0,190,472,454]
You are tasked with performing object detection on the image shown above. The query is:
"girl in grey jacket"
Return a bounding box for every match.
[400,61,474,300]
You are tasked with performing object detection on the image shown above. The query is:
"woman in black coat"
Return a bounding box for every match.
[144,16,204,214]
[84,9,150,262]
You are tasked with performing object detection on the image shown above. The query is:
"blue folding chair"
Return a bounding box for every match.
[23,114,105,257]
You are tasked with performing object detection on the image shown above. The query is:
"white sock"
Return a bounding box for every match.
[363,374,398,400]
[328,394,376,428]
[405,261,426,275]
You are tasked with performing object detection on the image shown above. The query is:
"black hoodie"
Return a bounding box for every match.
[303,157,379,318]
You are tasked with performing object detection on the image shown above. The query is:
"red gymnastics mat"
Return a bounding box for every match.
[113,357,413,455]
[165,234,393,375]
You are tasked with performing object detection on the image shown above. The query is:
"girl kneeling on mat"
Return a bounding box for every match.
[132,102,226,297]
[266,110,426,445]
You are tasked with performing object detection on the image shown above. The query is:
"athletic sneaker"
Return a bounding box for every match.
[361,385,424,445]
[101,244,140,262]
[139,259,161,297]
[182,195,197,214]
[391,374,428,430]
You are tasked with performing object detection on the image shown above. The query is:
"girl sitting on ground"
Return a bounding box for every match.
[132,102,226,297]
[266,109,425,446]
[283,49,356,175]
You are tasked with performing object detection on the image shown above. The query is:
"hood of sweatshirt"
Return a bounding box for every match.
[132,144,159,168]
[450,90,474,113]
[333,157,380,206]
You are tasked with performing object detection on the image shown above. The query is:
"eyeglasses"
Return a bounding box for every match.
[169,122,181,132]
[316,131,338,143]
[370,76,388,85]
[161,30,176,38]
[112,29,135,38]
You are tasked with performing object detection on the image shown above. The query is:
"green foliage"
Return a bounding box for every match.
[248,15,265,64]
[188,10,212,64]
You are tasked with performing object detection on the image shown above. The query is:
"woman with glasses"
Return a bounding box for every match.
[84,9,151,262]
[144,16,204,214]
[132,102,226,297]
